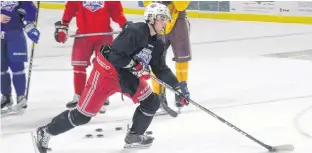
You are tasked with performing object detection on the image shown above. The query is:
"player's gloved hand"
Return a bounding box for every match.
[130,61,151,80]
[174,81,190,106]
[24,22,40,43]
[54,20,68,43]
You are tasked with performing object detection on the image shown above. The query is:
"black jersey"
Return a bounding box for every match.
[107,22,178,90]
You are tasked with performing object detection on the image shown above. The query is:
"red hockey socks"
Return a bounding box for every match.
[73,66,87,96]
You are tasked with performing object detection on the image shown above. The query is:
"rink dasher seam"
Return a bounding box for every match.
[293,105,312,138]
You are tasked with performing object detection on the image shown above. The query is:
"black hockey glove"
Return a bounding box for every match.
[54,20,69,43]
[174,81,190,106]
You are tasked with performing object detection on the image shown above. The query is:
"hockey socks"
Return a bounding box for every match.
[175,61,189,82]
[10,62,26,96]
[1,71,11,95]
[73,66,87,95]
[46,109,91,136]
[151,74,165,95]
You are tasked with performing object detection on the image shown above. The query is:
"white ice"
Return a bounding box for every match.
[1,9,312,153]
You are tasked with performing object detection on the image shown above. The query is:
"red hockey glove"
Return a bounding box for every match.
[131,62,150,80]
[54,21,68,43]
[174,81,190,106]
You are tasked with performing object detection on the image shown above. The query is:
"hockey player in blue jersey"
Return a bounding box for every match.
[1,1,40,112]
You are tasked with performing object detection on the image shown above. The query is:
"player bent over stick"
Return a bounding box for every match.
[34,3,191,153]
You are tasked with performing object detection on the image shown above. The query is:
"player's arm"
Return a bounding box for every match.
[109,26,140,68]
[62,1,78,24]
[19,1,37,23]
[150,43,190,105]
[108,1,127,28]
[150,46,179,88]
[54,2,77,43]
[172,1,190,11]
[20,1,40,43]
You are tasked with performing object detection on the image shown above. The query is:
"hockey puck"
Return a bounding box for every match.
[115,127,122,131]
[95,128,103,132]
[146,131,153,135]
[85,134,93,138]
[96,134,104,138]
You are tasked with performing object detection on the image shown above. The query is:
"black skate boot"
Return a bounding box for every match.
[1,95,13,109]
[99,98,110,114]
[34,126,51,153]
[66,94,79,109]
[124,131,154,148]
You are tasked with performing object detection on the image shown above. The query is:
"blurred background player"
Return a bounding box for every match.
[54,1,127,112]
[1,1,40,112]
[143,1,191,113]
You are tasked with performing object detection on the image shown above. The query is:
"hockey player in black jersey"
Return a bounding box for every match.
[34,3,190,153]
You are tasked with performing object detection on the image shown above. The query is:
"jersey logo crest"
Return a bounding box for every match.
[83,1,104,12]
[1,1,18,12]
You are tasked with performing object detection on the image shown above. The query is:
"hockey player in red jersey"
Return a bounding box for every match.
[34,3,191,152]
[54,1,127,111]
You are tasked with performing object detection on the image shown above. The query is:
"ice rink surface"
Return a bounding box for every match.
[1,9,312,153]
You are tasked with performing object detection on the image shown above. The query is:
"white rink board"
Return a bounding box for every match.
[230,1,312,17]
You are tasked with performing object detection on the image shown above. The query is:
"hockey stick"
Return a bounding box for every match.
[150,75,294,152]
[69,31,121,38]
[157,78,178,117]
[25,1,40,100]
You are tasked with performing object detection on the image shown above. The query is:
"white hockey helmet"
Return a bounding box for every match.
[144,3,171,23]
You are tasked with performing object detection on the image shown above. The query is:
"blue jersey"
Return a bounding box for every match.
[1,1,37,31]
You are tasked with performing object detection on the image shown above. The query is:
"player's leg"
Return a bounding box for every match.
[8,62,27,109]
[94,36,114,114]
[66,37,93,109]
[35,67,118,153]
[169,18,191,108]
[1,39,13,109]
[5,30,28,110]
[121,75,159,147]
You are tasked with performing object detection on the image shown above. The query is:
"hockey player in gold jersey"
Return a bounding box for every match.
[143,1,191,112]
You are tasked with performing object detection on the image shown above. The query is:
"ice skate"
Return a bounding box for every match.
[1,95,13,114]
[99,99,110,114]
[66,94,80,109]
[16,95,27,108]
[1,95,13,109]
[6,95,28,114]
[124,131,154,148]
[34,126,51,153]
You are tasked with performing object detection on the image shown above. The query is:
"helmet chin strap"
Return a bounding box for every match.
[152,19,158,35]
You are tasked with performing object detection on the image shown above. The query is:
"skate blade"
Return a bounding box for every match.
[124,143,152,148]
[31,131,52,153]
[1,107,25,117]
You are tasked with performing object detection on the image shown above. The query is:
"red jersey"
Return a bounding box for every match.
[62,1,127,35]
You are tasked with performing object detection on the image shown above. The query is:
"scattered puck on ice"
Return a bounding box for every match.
[115,127,122,131]
[95,128,103,132]
[96,134,104,138]
[146,131,153,135]
[85,134,93,138]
